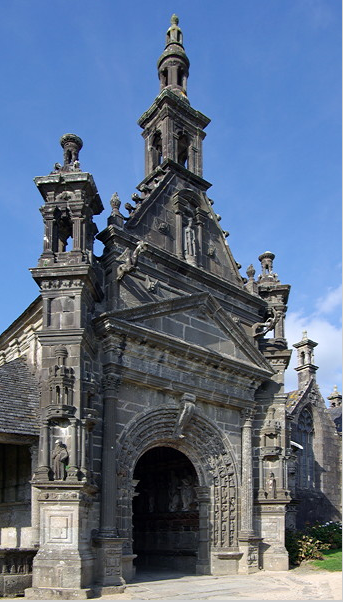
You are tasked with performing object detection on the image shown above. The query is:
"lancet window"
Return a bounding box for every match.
[297,406,314,489]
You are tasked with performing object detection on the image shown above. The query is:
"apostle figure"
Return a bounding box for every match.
[52,440,68,480]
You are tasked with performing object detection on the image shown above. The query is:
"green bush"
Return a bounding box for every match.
[297,534,330,562]
[285,522,341,566]
[307,521,342,550]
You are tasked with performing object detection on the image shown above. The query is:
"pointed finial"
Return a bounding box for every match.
[165,13,184,47]
[246,264,256,280]
[157,14,189,99]
[302,330,308,340]
[110,192,121,215]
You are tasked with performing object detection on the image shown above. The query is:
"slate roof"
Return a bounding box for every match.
[0,358,40,436]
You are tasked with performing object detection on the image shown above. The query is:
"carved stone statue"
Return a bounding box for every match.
[252,308,281,338]
[265,471,277,499]
[184,218,196,258]
[117,240,148,281]
[168,471,180,512]
[52,440,68,480]
[179,477,194,511]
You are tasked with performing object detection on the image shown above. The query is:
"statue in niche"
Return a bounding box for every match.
[184,217,196,259]
[265,471,277,499]
[168,471,180,512]
[52,440,69,480]
[148,492,155,513]
[179,477,194,511]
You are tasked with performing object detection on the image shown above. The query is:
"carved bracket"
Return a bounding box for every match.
[173,392,196,439]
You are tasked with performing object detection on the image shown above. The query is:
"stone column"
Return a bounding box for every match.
[274,306,285,338]
[238,408,260,574]
[67,418,79,480]
[99,374,118,537]
[80,419,87,480]
[34,419,50,480]
[174,210,183,259]
[240,408,254,536]
[195,486,211,575]
[29,443,40,548]
[94,372,125,592]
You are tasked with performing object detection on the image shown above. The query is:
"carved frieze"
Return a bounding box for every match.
[41,279,83,290]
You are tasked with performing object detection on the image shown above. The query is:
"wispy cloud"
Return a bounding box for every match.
[285,286,342,401]
[315,284,342,315]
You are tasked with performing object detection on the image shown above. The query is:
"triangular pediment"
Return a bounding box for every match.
[109,293,273,376]
[120,162,244,287]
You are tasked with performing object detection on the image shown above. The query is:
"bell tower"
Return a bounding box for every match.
[293,331,318,389]
[138,15,210,180]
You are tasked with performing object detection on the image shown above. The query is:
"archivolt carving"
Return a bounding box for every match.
[116,407,239,554]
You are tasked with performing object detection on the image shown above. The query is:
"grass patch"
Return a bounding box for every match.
[310,549,342,571]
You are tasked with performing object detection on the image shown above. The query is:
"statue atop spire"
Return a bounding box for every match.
[166,14,183,46]
[157,15,190,100]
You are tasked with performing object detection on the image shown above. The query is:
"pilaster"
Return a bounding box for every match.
[92,368,126,590]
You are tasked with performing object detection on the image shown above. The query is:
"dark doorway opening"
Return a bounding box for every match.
[132,447,199,574]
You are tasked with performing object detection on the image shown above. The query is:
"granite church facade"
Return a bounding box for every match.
[0,16,341,599]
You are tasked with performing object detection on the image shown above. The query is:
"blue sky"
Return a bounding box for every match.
[0,0,341,399]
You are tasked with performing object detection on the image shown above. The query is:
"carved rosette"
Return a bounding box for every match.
[116,407,238,555]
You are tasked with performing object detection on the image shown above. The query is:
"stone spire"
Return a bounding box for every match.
[138,16,210,180]
[157,14,190,101]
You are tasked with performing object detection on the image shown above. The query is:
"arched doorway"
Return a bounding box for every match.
[132,447,199,573]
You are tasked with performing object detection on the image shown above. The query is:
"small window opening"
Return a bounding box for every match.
[151,132,163,169]
[177,67,184,87]
[57,217,73,252]
[300,351,305,365]
[56,386,60,404]
[177,133,189,167]
[162,69,168,86]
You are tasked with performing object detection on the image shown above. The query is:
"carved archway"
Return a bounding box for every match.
[116,406,239,574]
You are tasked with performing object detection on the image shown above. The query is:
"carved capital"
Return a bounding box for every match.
[102,373,120,392]
[241,407,255,427]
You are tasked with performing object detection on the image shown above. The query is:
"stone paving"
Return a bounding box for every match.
[1,568,341,600]
[98,568,342,600]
